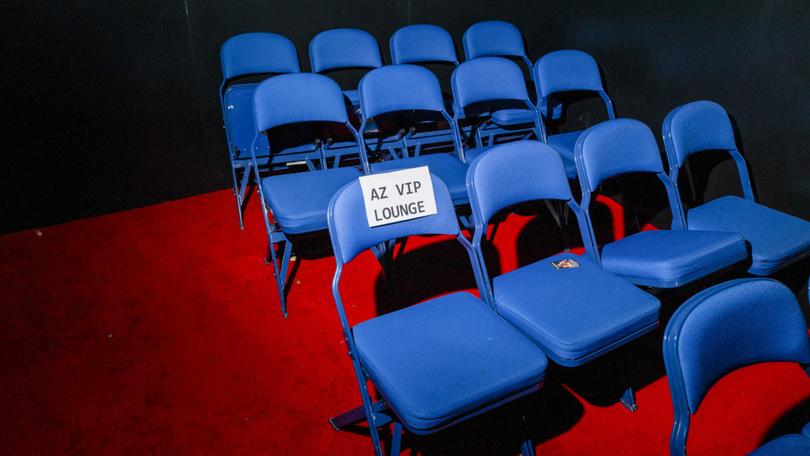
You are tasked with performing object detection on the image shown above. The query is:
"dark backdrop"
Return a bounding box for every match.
[1,0,807,233]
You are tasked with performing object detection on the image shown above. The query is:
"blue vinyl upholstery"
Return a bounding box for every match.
[546,130,582,178]
[254,73,350,131]
[663,278,810,455]
[463,21,529,62]
[369,154,469,205]
[467,140,660,370]
[220,32,300,81]
[389,24,459,64]
[663,100,810,275]
[309,28,383,73]
[750,423,810,456]
[327,175,547,452]
[574,119,748,288]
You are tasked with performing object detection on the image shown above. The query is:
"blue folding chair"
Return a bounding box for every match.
[250,73,363,317]
[533,50,616,178]
[327,173,547,456]
[451,57,542,159]
[663,278,810,455]
[663,100,810,276]
[462,20,538,134]
[309,28,383,108]
[358,64,469,207]
[219,32,301,228]
[574,118,749,288]
[467,140,661,411]
[750,423,810,456]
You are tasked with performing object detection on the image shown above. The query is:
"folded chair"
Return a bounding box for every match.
[358,64,469,207]
[327,173,548,456]
[251,73,363,317]
[309,28,383,108]
[219,32,301,228]
[462,20,537,134]
[663,278,810,455]
[451,57,542,160]
[467,140,661,410]
[574,119,749,288]
[663,100,810,276]
[533,50,616,178]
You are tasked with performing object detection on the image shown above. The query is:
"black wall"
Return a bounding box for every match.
[2,1,808,233]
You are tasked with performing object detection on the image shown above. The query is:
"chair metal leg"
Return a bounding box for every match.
[330,401,390,430]
[390,421,403,455]
[229,162,244,230]
[519,408,536,456]
[266,234,293,318]
[620,349,638,412]
[620,385,638,412]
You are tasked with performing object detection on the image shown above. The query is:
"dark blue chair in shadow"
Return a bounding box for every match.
[450,56,542,162]
[357,64,469,207]
[219,32,301,228]
[327,173,547,456]
[250,73,363,317]
[663,100,810,276]
[574,118,749,288]
[533,50,616,178]
[467,140,661,411]
[663,278,810,455]
[309,28,383,109]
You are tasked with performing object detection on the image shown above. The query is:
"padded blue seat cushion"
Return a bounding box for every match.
[463,145,493,163]
[370,154,469,205]
[600,230,748,288]
[687,196,810,276]
[749,434,810,456]
[491,108,535,126]
[261,167,361,234]
[493,254,660,366]
[343,89,360,106]
[547,131,581,178]
[353,292,547,431]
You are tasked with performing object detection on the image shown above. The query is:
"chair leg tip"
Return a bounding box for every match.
[620,399,638,412]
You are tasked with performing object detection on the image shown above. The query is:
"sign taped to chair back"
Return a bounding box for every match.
[359,166,437,227]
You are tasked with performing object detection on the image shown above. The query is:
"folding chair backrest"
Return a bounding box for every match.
[390,24,459,65]
[451,57,530,110]
[533,50,603,99]
[253,73,348,133]
[309,28,383,73]
[359,64,447,119]
[467,140,572,224]
[462,20,528,62]
[662,100,754,200]
[663,278,810,454]
[220,32,300,81]
[574,118,665,193]
[328,174,459,264]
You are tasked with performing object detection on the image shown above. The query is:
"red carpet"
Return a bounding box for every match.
[2,189,809,455]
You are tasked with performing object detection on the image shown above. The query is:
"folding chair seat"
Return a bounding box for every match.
[251,73,362,316]
[750,425,810,456]
[663,278,810,455]
[358,64,470,206]
[574,119,748,288]
[219,32,301,228]
[462,21,536,130]
[450,57,542,160]
[467,140,660,408]
[533,50,616,178]
[327,173,547,455]
[663,100,810,276]
[308,28,383,107]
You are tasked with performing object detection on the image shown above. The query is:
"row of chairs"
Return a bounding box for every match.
[219,21,615,228]
[325,140,810,455]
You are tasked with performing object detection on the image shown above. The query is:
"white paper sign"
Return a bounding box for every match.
[358,166,438,227]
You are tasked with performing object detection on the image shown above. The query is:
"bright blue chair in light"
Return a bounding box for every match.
[467,140,661,411]
[663,278,810,455]
[574,118,749,288]
[462,21,537,132]
[663,100,810,276]
[450,57,542,161]
[309,28,383,108]
[533,50,616,178]
[250,73,363,317]
[358,64,469,207]
[327,173,547,456]
[219,32,301,228]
